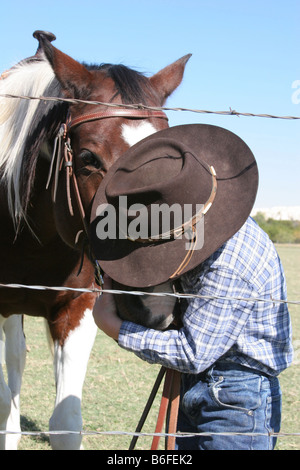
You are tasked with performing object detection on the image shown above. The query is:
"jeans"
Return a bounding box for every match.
[176,362,281,450]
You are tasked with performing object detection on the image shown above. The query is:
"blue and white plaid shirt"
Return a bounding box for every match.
[118,217,293,376]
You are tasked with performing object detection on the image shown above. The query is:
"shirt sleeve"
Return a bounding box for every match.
[118,266,256,374]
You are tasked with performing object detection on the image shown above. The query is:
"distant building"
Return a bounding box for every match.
[251,206,300,221]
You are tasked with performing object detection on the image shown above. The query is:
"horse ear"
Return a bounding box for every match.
[33,31,92,99]
[150,54,192,104]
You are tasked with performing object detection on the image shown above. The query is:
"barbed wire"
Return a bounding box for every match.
[0,92,299,120]
[0,282,299,306]
[0,429,299,439]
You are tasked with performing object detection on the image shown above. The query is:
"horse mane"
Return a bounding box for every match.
[0,56,156,228]
[93,63,159,104]
[0,56,65,226]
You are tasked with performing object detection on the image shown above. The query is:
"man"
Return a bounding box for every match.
[90,124,293,450]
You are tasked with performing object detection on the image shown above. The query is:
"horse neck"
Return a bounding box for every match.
[26,154,60,244]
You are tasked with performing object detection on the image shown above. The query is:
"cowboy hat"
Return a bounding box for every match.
[89,124,258,287]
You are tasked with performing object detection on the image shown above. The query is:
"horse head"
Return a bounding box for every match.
[33,31,191,251]
[36,31,190,331]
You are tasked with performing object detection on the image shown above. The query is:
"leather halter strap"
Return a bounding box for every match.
[67,108,168,131]
[46,107,168,283]
[151,368,181,450]
[47,108,168,240]
[128,367,181,451]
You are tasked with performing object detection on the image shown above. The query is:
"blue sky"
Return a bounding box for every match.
[1,0,299,208]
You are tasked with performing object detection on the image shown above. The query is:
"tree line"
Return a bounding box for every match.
[253,213,300,243]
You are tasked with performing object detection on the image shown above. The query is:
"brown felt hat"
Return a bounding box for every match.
[89,124,258,287]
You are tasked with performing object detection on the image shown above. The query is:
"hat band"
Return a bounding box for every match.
[127,165,217,243]
[169,224,198,279]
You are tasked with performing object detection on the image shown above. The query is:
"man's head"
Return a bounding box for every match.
[90,124,258,287]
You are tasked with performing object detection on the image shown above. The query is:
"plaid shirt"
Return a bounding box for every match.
[118,217,293,376]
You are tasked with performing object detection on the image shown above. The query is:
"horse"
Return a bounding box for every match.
[0,30,190,450]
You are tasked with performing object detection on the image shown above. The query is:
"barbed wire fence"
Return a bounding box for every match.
[0,282,299,306]
[0,92,299,447]
[0,429,300,440]
[0,92,300,120]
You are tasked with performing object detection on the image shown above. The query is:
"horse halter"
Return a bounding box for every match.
[46,107,168,278]
[47,107,168,215]
[67,108,169,130]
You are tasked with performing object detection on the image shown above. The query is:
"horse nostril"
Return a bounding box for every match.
[113,281,178,331]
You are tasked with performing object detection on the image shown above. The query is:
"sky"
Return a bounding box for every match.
[0,0,299,208]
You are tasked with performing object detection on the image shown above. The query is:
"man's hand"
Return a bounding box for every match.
[93,274,122,340]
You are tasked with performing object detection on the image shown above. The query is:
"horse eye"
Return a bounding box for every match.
[80,150,102,169]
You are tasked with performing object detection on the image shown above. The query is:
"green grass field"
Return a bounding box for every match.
[11,244,300,450]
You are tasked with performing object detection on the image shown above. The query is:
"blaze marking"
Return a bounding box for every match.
[121,121,157,147]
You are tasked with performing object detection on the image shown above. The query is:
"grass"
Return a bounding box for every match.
[10,245,300,450]
[273,245,300,450]
[18,322,164,451]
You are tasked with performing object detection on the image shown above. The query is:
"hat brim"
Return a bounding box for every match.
[89,124,258,287]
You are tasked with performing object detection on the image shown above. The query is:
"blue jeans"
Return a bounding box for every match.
[176,362,281,450]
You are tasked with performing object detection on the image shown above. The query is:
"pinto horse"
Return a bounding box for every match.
[0,31,190,449]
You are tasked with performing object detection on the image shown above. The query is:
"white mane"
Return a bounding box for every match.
[0,57,55,223]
